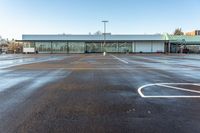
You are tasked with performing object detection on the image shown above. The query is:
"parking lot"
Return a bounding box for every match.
[1,54,200,133]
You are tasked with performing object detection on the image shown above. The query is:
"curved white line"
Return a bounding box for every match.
[138,83,200,98]
[138,83,156,97]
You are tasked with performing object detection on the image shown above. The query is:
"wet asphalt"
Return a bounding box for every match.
[0,54,200,133]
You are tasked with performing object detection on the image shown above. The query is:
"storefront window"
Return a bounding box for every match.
[52,42,68,53]
[102,42,118,52]
[35,42,51,53]
[23,42,35,48]
[86,42,102,53]
[68,42,85,53]
[118,42,132,53]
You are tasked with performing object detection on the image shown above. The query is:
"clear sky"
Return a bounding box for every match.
[0,0,200,39]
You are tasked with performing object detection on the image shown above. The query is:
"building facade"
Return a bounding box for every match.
[20,34,166,54]
[167,35,200,53]
[18,34,200,54]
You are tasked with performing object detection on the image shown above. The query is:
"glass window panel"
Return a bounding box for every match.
[68,42,85,53]
[35,42,51,53]
[86,42,102,53]
[52,42,68,53]
[23,42,35,48]
[102,42,118,52]
[118,42,132,53]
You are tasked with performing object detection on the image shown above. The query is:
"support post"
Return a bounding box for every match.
[168,42,171,53]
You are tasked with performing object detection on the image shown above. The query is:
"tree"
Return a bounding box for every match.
[94,31,102,35]
[174,28,184,35]
[0,36,2,45]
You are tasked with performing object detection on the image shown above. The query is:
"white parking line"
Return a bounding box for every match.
[193,84,200,86]
[12,68,200,71]
[141,95,200,98]
[138,83,200,98]
[111,55,129,64]
[157,84,200,94]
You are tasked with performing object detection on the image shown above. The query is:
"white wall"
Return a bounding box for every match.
[23,48,35,53]
[132,42,135,52]
[152,42,164,52]
[134,41,165,53]
[135,41,152,52]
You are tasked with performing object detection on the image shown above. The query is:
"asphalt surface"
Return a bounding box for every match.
[1,54,200,133]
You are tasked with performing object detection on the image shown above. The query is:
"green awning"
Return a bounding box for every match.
[164,34,200,44]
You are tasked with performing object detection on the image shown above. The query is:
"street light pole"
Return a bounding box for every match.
[102,20,108,53]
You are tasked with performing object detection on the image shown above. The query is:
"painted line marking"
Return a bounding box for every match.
[111,55,129,64]
[157,84,200,94]
[11,68,200,70]
[140,95,200,98]
[193,84,200,87]
[138,83,200,98]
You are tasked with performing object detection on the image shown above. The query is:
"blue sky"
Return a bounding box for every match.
[0,0,200,39]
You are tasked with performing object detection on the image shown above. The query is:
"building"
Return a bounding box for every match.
[166,35,200,53]
[19,34,166,54]
[17,34,200,54]
[185,30,200,36]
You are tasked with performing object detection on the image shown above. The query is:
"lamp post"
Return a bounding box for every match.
[102,20,109,53]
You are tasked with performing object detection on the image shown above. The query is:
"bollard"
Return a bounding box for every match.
[103,52,106,56]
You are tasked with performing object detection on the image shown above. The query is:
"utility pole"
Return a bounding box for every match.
[102,20,109,53]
